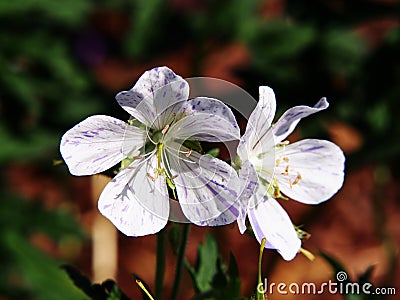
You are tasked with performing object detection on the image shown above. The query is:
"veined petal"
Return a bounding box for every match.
[237,160,259,234]
[98,156,169,236]
[116,66,189,130]
[272,97,329,144]
[165,141,241,225]
[60,115,146,176]
[274,139,345,204]
[238,86,277,160]
[166,97,240,142]
[248,195,301,261]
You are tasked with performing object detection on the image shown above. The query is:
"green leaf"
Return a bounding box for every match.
[183,139,203,153]
[320,252,380,300]
[206,148,220,158]
[62,265,107,300]
[186,235,242,300]
[191,234,219,293]
[3,232,89,300]
[62,265,131,300]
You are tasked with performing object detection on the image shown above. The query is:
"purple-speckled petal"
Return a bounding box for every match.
[238,86,277,160]
[165,141,241,225]
[248,195,301,261]
[98,156,169,236]
[116,66,189,130]
[166,97,240,142]
[60,115,146,176]
[272,97,329,144]
[274,139,345,204]
[237,160,259,234]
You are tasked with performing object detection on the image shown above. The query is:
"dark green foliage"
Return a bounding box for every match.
[320,251,382,300]
[186,234,243,300]
[62,265,131,300]
[0,0,105,164]
[0,192,87,299]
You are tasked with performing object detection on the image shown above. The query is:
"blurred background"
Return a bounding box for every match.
[0,0,399,299]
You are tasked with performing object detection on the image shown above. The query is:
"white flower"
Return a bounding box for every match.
[60,66,242,236]
[237,86,345,260]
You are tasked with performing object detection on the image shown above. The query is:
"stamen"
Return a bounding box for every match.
[281,165,290,176]
[283,157,289,163]
[275,158,281,167]
[161,124,170,135]
[274,187,280,198]
[299,248,315,261]
[146,173,155,182]
[292,172,302,185]
[185,148,192,158]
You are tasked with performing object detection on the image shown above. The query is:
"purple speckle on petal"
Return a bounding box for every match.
[93,154,109,163]
[302,146,324,152]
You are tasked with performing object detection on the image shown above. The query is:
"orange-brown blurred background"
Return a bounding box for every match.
[1,0,399,299]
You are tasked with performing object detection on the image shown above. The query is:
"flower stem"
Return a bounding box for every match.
[155,228,166,300]
[170,223,190,300]
[257,238,267,300]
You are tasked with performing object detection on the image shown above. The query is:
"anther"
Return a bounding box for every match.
[292,172,302,185]
[146,173,155,182]
[289,179,293,189]
[281,165,290,176]
[275,158,281,167]
[185,149,192,158]
[131,155,143,160]
[274,187,280,198]
[171,174,178,180]
[278,140,289,146]
[161,124,170,135]
[283,157,289,163]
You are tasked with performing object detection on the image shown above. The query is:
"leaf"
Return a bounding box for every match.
[186,235,242,300]
[61,265,107,299]
[320,251,381,300]
[62,265,131,300]
[319,251,347,275]
[190,234,219,293]
[102,280,131,300]
[206,148,220,158]
[183,139,203,154]
[3,233,89,300]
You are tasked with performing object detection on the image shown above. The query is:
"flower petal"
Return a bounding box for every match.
[237,160,259,234]
[274,139,345,204]
[116,66,189,130]
[166,97,240,142]
[60,115,146,176]
[272,97,329,143]
[238,86,277,160]
[166,142,241,225]
[248,194,301,261]
[98,156,169,236]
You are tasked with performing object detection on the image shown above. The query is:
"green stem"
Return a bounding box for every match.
[257,238,267,300]
[170,223,190,300]
[155,228,166,300]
